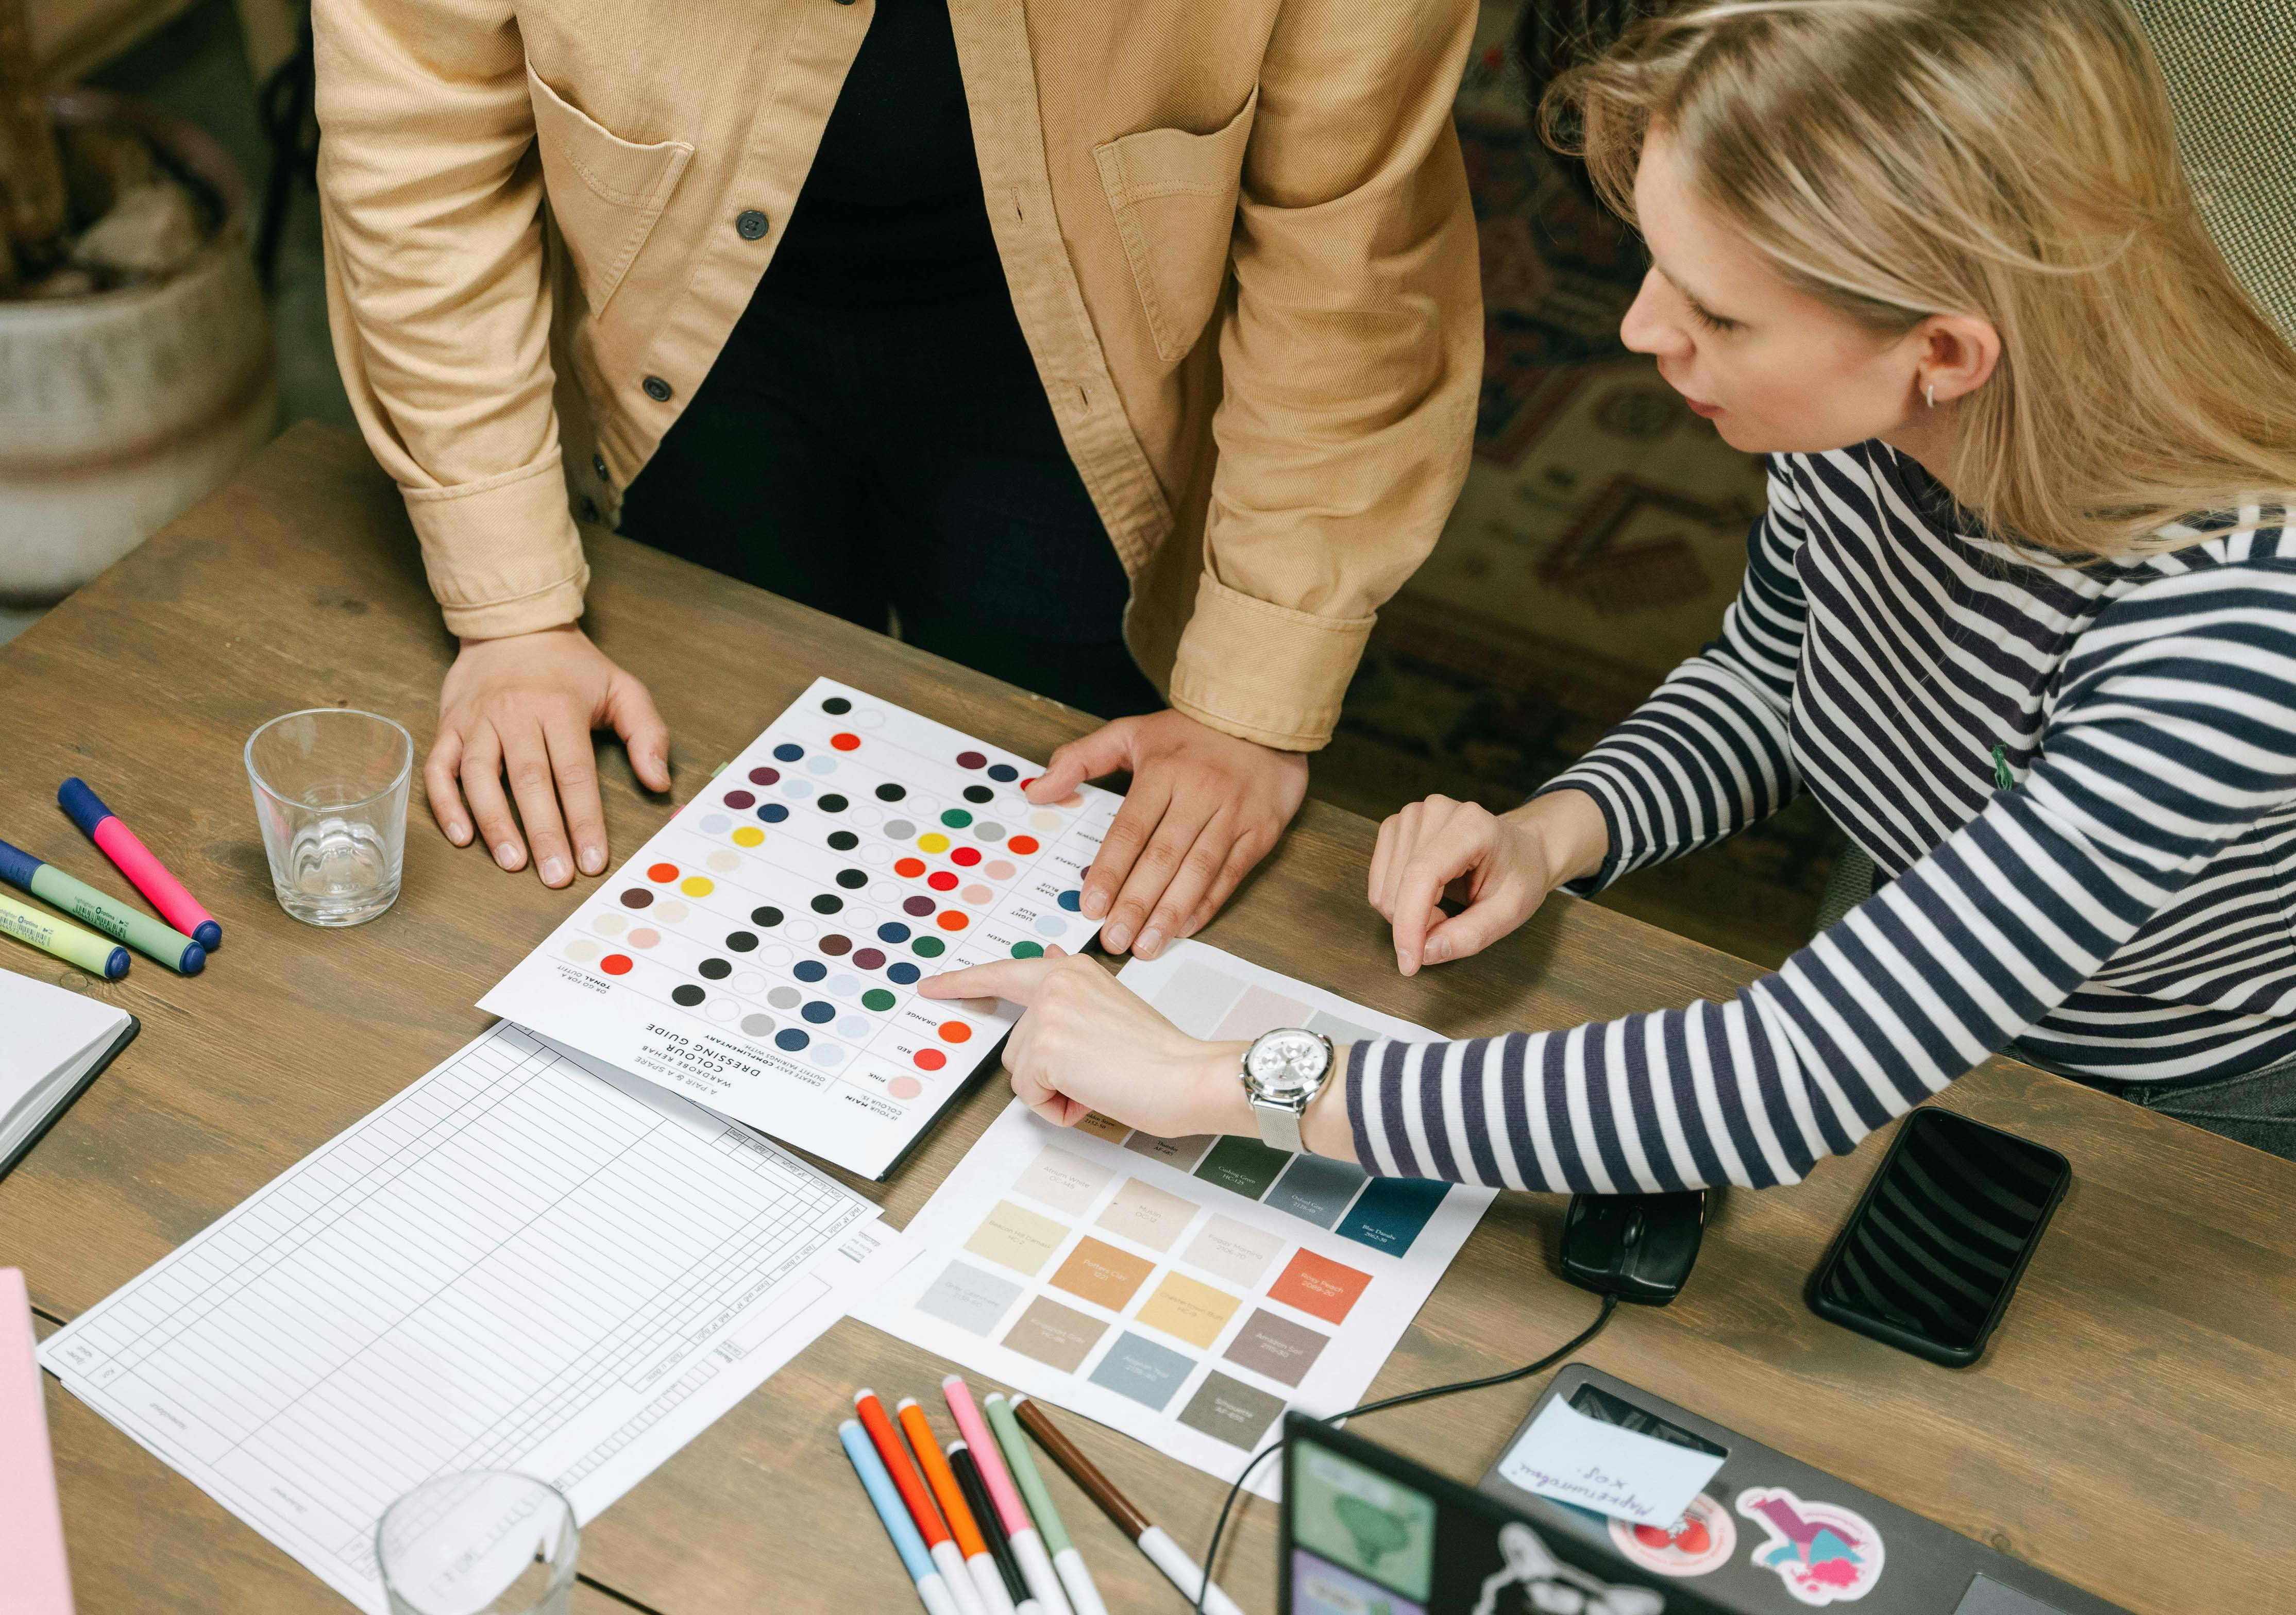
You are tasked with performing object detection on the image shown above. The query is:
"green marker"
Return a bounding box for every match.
[986,1392,1108,1615]
[0,890,130,980]
[0,837,204,974]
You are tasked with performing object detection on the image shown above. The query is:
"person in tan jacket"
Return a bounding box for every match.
[315,0,1481,959]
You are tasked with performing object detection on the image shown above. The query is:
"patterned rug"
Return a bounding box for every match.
[1310,28,1841,968]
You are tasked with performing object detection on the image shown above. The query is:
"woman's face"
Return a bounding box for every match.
[1620,128,1931,456]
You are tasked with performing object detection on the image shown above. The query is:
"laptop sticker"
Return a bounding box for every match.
[1736,1487,1886,1604]
[1608,1491,1737,1577]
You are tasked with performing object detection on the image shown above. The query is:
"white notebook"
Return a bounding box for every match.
[1,965,136,1180]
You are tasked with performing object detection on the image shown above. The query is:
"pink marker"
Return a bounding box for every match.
[942,1377,1072,1615]
[59,778,221,952]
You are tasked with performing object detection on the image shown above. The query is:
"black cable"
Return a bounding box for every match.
[1190,1291,1620,1613]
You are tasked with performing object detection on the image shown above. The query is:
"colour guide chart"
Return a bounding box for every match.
[482,678,1120,1179]
[40,1023,907,1615]
[857,942,1494,1497]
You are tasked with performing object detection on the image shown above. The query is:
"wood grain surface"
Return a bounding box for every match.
[3,425,2292,1614]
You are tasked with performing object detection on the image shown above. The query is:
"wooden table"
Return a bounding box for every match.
[5,424,2293,1615]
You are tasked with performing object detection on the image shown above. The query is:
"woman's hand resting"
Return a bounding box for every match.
[1368,790,1611,975]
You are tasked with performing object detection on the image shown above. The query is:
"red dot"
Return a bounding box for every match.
[830,732,860,751]
[956,751,987,769]
[647,862,679,883]
[601,954,633,975]
[927,871,959,892]
[950,846,982,867]
[915,1048,947,1071]
[937,910,969,931]
[939,1021,972,1043]
[895,857,926,878]
[1007,836,1040,855]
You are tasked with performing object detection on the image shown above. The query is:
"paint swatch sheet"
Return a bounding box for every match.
[40,1024,905,1615]
[856,943,1494,1496]
[482,678,1120,1178]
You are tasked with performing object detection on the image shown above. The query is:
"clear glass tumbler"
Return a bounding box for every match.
[377,1471,579,1615]
[245,708,412,926]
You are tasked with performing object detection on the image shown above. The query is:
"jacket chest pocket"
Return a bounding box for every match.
[1093,86,1258,364]
[527,64,693,316]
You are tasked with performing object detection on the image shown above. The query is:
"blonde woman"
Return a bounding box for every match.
[922,0,2296,1181]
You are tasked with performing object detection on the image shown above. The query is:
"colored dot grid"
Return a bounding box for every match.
[571,687,1102,1100]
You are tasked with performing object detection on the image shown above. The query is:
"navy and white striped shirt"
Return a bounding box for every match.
[1346,443,2296,1192]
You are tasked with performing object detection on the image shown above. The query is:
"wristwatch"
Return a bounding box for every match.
[1240,1027,1336,1154]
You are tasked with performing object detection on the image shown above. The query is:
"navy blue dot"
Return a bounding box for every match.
[877,922,911,943]
[773,743,804,761]
[775,1028,809,1051]
[1057,890,1082,911]
[759,803,789,823]
[794,959,827,982]
[887,962,921,985]
[802,1000,835,1024]
[987,764,1019,783]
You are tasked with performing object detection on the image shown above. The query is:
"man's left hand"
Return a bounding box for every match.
[1024,710,1308,958]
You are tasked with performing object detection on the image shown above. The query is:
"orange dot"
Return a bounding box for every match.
[830,732,860,751]
[937,910,969,931]
[601,954,633,975]
[647,862,679,883]
[895,857,926,878]
[939,1022,972,1044]
[1007,836,1039,856]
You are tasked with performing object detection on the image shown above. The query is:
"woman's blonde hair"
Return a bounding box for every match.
[1543,0,2296,558]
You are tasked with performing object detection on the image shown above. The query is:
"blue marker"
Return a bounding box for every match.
[841,1418,966,1615]
[0,836,205,974]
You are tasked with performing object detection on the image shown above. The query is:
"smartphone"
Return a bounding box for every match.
[1807,1106,2070,1367]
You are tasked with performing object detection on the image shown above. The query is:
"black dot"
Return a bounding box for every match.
[672,984,705,1007]
[827,830,859,851]
[698,958,732,979]
[726,931,758,951]
[752,906,784,927]
[822,696,852,714]
[812,894,843,914]
[835,868,868,890]
[875,783,906,802]
[964,785,994,804]
[819,793,849,813]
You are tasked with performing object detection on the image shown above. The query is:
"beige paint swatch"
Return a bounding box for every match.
[1135,1271,1242,1349]
[1095,1178,1198,1253]
[964,1200,1069,1277]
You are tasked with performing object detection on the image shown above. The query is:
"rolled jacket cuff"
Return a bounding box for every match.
[1167,572,1374,751]
[401,455,591,639]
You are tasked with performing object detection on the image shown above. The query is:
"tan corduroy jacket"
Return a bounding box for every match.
[314,0,1480,749]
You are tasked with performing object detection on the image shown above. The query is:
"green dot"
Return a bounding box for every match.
[1010,941,1044,959]
[862,988,897,1011]
[913,936,947,958]
[940,808,973,828]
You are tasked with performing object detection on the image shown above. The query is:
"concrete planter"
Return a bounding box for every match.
[0,89,277,606]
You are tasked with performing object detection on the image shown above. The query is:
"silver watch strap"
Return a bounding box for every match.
[1252,1095,1307,1154]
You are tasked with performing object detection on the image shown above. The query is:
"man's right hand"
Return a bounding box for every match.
[426,625,671,887]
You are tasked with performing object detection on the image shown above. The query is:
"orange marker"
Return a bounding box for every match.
[899,1396,1017,1615]
[858,1390,985,1615]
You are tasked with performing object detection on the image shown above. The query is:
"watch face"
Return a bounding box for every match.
[1246,1030,1328,1102]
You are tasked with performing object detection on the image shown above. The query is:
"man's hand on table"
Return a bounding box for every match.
[1024,709,1308,960]
[426,625,671,887]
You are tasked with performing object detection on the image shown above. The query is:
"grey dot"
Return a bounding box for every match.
[741,1014,775,1037]
[883,819,915,839]
[768,987,802,1010]
[973,822,1004,842]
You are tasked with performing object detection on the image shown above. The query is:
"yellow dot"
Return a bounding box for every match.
[732,826,764,847]
[680,875,715,897]
[918,833,950,853]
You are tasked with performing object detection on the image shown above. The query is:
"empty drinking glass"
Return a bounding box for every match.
[245,708,412,926]
[376,1471,579,1615]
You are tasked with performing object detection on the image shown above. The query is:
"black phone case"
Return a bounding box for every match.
[1804,1104,2070,1367]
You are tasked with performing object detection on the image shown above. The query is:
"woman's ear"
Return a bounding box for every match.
[1914,312,2001,406]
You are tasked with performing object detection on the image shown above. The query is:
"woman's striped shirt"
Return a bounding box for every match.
[1345,442,2296,1192]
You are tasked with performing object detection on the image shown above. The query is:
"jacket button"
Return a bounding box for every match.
[592,453,609,482]
[642,376,672,402]
[736,209,769,240]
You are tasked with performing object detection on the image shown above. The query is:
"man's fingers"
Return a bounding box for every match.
[1081,774,1171,925]
[458,726,525,871]
[1183,831,1267,941]
[500,720,575,887]
[605,671,672,794]
[543,712,609,877]
[425,728,473,846]
[918,956,1061,1006]
[1027,721,1135,804]
[1130,812,1228,960]
[1102,794,1213,956]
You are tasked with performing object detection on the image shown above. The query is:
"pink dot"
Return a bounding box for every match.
[628,928,661,948]
[985,860,1016,880]
[888,1076,924,1100]
[961,884,992,906]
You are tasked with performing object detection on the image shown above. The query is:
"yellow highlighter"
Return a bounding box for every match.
[0,891,130,979]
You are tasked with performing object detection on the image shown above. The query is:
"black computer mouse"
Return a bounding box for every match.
[1559,1188,1710,1306]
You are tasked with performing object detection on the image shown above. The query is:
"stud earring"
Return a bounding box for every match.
[1926,381,1937,409]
